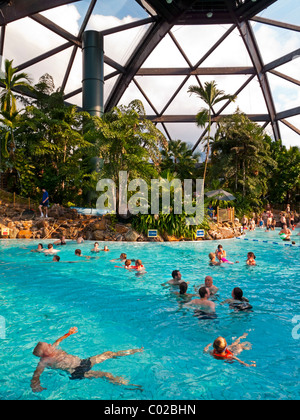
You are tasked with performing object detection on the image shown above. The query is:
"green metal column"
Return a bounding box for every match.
[82,31,104,117]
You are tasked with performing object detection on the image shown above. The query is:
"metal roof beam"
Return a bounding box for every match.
[137,67,255,76]
[251,16,300,33]
[237,20,281,141]
[147,114,271,123]
[30,13,81,47]
[263,48,300,73]
[105,19,174,111]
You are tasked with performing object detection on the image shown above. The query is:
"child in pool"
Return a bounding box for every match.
[246,252,256,266]
[129,259,145,271]
[91,242,100,253]
[216,251,238,265]
[209,253,221,266]
[115,259,132,269]
[204,334,256,367]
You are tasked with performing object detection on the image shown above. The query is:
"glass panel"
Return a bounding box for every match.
[257,0,300,27]
[200,27,253,67]
[40,3,82,36]
[279,120,300,148]
[171,24,234,67]
[268,73,300,113]
[134,75,188,114]
[4,17,68,67]
[252,21,300,65]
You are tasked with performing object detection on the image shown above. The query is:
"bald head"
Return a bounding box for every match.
[205,276,213,288]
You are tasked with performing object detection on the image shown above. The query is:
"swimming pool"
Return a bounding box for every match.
[0,228,299,400]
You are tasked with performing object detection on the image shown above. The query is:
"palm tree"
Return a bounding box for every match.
[187,81,236,185]
[0,59,32,117]
[0,59,33,159]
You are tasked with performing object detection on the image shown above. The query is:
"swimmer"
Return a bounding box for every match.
[54,236,66,246]
[52,255,60,262]
[216,252,237,265]
[43,244,60,255]
[101,246,110,252]
[209,253,221,266]
[129,259,145,271]
[30,327,143,393]
[91,242,100,253]
[76,235,85,244]
[204,334,256,367]
[221,287,252,311]
[215,245,226,258]
[173,282,197,301]
[162,270,186,286]
[115,259,132,269]
[246,252,256,266]
[185,287,216,313]
[279,224,292,241]
[31,244,44,253]
[110,253,135,263]
[195,276,219,296]
[75,249,93,260]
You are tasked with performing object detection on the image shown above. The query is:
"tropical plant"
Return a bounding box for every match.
[86,100,167,184]
[210,110,277,209]
[0,59,33,160]
[160,139,201,181]
[187,81,236,185]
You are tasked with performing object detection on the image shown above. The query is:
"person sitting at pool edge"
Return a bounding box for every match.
[204,334,256,367]
[185,287,216,313]
[30,327,144,393]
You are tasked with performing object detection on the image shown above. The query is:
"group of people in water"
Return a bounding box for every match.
[242,206,299,243]
[29,237,258,392]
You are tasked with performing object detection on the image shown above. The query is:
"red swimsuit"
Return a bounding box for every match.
[213,348,233,359]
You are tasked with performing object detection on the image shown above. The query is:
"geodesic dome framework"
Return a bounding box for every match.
[0,0,299,150]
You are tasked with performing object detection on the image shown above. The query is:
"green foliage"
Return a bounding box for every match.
[188,81,236,184]
[85,100,167,185]
[210,110,277,207]
[132,212,210,240]
[160,139,201,180]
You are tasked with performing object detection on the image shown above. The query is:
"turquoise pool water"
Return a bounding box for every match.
[0,228,299,400]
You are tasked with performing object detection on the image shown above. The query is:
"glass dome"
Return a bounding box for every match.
[0,0,299,149]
